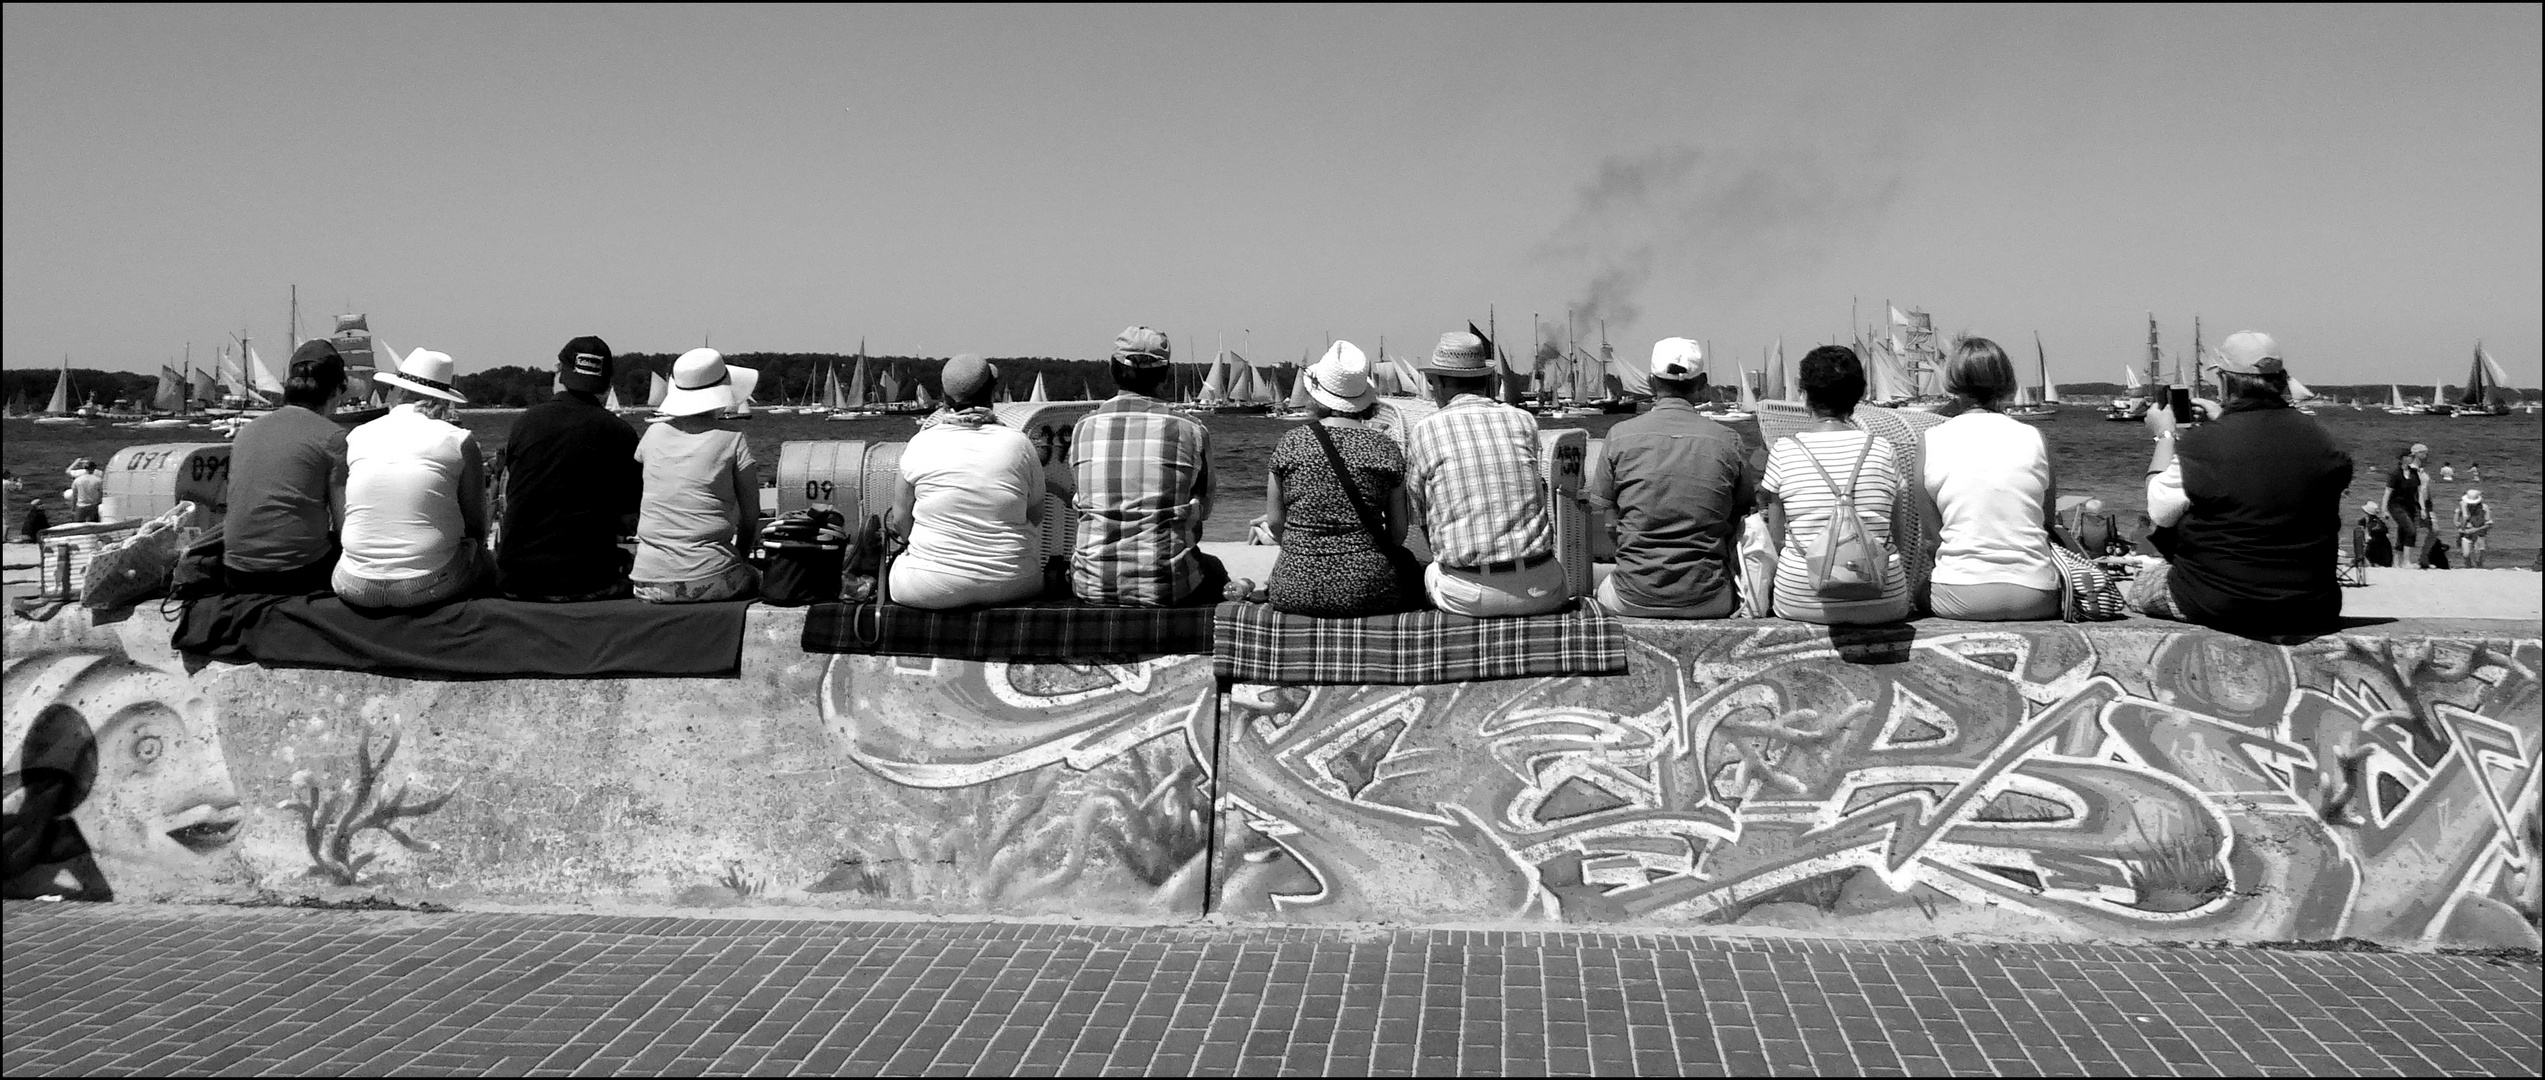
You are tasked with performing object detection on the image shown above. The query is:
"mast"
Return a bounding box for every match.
[2191,315,2204,400]
[2145,312,2162,400]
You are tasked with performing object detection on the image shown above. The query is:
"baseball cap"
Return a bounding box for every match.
[2210,331,2285,375]
[1112,326,1172,367]
[1650,337,1704,381]
[557,335,613,394]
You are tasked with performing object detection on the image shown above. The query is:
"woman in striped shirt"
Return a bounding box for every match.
[1757,345,1912,624]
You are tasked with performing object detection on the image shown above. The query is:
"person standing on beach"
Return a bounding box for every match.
[62,459,103,524]
[1585,337,1750,618]
[222,341,349,594]
[495,336,640,602]
[1070,326,1241,606]
[2456,489,2491,569]
[2132,332,2352,634]
[2386,443,2434,569]
[1405,329,1565,618]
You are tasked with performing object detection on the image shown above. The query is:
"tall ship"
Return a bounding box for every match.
[2454,341,2515,417]
[1866,303,1947,410]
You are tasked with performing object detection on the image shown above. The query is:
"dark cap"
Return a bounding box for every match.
[289,338,341,368]
[558,335,613,394]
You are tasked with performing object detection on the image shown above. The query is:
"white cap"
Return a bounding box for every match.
[1650,337,1703,380]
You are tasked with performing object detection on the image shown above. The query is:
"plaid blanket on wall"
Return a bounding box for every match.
[1212,601,1628,685]
[800,600,1217,660]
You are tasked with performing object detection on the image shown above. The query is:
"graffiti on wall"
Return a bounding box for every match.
[3,650,252,900]
[1213,626,2542,945]
[812,653,1217,910]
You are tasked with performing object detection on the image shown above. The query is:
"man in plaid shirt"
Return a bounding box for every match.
[1405,330,1564,617]
[1070,326,1237,606]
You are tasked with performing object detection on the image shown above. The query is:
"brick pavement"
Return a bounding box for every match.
[3,902,2538,1077]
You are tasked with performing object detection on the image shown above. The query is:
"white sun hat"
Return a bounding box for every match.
[375,348,469,404]
[1305,340,1379,412]
[657,348,758,418]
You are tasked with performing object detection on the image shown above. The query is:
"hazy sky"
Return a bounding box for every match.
[6,4,2539,386]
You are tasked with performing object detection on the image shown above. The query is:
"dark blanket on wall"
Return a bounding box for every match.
[1213,601,1629,685]
[173,594,751,678]
[801,600,1216,661]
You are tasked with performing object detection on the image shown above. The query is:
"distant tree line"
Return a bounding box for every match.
[1,368,157,410]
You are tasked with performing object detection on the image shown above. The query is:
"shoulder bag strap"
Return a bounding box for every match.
[1796,431,1875,516]
[1308,422,1392,551]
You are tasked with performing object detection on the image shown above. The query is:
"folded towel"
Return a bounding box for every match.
[174,594,750,678]
[1212,601,1628,685]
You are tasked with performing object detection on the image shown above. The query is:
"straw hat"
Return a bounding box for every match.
[1304,341,1379,412]
[2462,489,2483,505]
[657,348,759,418]
[376,349,469,404]
[1417,331,1493,376]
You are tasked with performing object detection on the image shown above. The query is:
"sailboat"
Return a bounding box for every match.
[1028,372,1051,403]
[826,346,890,421]
[35,356,82,423]
[1719,368,1757,422]
[2383,383,2417,417]
[2452,341,2514,417]
[2005,333,2059,420]
[2415,378,2452,417]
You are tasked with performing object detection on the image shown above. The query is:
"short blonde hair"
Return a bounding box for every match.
[1946,337,2018,408]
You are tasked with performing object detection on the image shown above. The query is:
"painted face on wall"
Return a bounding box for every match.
[3,653,247,898]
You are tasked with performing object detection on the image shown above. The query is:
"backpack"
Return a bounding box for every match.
[1796,432,1888,602]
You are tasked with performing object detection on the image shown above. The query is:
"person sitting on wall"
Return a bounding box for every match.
[1919,337,2062,621]
[1264,341,1420,617]
[1069,326,1243,606]
[332,349,493,610]
[223,341,349,595]
[1584,337,1750,618]
[2132,332,2353,634]
[886,354,1047,609]
[1758,345,1912,625]
[63,458,104,525]
[1406,329,1566,618]
[495,336,641,602]
[632,349,763,604]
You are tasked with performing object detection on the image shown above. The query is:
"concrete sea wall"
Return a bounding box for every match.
[4,607,2538,948]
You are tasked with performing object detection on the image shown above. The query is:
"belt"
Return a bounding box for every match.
[1446,550,1555,576]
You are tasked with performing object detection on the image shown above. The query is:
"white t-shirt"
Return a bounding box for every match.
[895,422,1045,591]
[340,404,474,581]
[1921,411,2057,590]
[632,418,755,584]
[1759,429,1907,607]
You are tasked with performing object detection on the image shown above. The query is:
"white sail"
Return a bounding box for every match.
[2390,384,2405,408]
[2124,365,2143,391]
[2288,376,2316,402]
[1199,352,1231,404]
[2036,334,2059,404]
[46,358,74,415]
[1737,368,1759,410]
[1029,372,1050,403]
[648,371,670,408]
[246,345,285,402]
[155,366,185,413]
[604,383,622,410]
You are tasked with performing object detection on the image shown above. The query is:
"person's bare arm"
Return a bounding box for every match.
[1385,485,1409,547]
[729,460,760,551]
[1264,471,1287,541]
[887,479,916,540]
[1762,491,1786,553]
